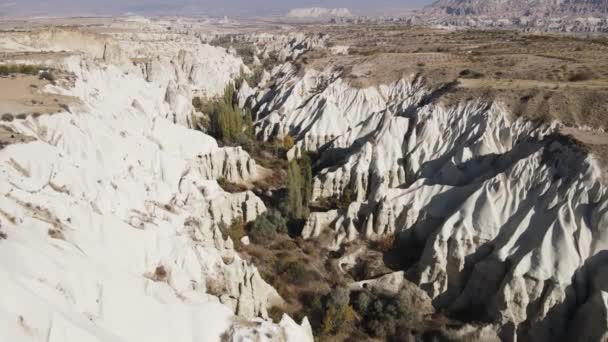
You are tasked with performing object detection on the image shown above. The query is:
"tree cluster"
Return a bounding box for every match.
[192,84,254,144]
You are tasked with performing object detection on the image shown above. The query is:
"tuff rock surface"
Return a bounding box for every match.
[0,27,312,342]
[241,42,608,341]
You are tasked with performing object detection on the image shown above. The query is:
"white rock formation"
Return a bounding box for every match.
[287,8,353,19]
[0,28,312,342]
[244,56,608,341]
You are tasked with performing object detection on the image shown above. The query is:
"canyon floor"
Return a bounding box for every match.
[1,16,608,342]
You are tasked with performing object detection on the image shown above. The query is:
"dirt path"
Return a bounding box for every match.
[560,126,608,145]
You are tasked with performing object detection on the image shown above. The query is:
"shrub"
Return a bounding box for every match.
[568,70,593,82]
[219,218,246,248]
[352,288,414,340]
[371,234,396,253]
[192,96,203,111]
[248,208,288,244]
[39,71,55,83]
[268,306,285,322]
[276,258,317,286]
[338,187,355,209]
[459,69,484,79]
[0,64,43,76]
[282,260,315,285]
[354,291,372,313]
[205,276,226,296]
[217,177,247,193]
[154,265,167,281]
[193,84,247,143]
[321,287,356,336]
[282,135,295,150]
[248,66,264,86]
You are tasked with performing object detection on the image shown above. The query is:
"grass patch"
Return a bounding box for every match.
[0,64,43,76]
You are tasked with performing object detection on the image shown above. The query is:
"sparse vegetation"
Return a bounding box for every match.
[217,177,247,193]
[0,64,42,76]
[320,287,356,336]
[154,265,168,281]
[192,83,254,145]
[248,208,288,244]
[568,70,594,82]
[352,288,422,341]
[314,187,355,211]
[282,135,295,150]
[39,70,56,83]
[219,218,247,249]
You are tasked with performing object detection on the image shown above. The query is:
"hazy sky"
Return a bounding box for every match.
[0,0,433,16]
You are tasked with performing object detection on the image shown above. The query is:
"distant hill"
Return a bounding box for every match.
[286,7,353,19]
[428,0,608,16]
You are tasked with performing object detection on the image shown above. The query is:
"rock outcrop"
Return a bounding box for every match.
[0,27,311,342]
[243,51,608,341]
[428,0,608,17]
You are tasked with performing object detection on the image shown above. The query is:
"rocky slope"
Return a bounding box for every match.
[423,0,608,32]
[240,38,608,341]
[0,26,312,342]
[428,0,608,16]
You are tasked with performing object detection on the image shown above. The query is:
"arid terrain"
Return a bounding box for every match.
[1,12,608,342]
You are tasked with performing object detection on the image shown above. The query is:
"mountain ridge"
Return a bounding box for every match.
[428,0,608,16]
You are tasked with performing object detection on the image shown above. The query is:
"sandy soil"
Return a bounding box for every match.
[0,74,77,117]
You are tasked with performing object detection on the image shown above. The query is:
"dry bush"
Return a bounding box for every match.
[370,234,396,253]
[219,218,247,250]
[48,228,65,240]
[217,177,247,193]
[268,306,285,322]
[205,276,226,296]
[567,70,594,82]
[153,265,168,281]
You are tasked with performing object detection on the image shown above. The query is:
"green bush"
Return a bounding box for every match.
[0,64,44,76]
[192,84,251,144]
[248,208,287,244]
[276,258,317,286]
[354,291,371,313]
[321,287,356,336]
[339,187,355,209]
[352,288,413,340]
[218,218,246,248]
[39,70,55,83]
[283,261,313,285]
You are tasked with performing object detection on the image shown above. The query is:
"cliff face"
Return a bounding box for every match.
[243,52,608,340]
[0,28,312,342]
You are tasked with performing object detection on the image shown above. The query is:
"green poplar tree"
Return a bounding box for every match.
[300,154,313,208]
[287,160,304,219]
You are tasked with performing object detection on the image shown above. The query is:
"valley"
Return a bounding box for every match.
[1,13,608,342]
